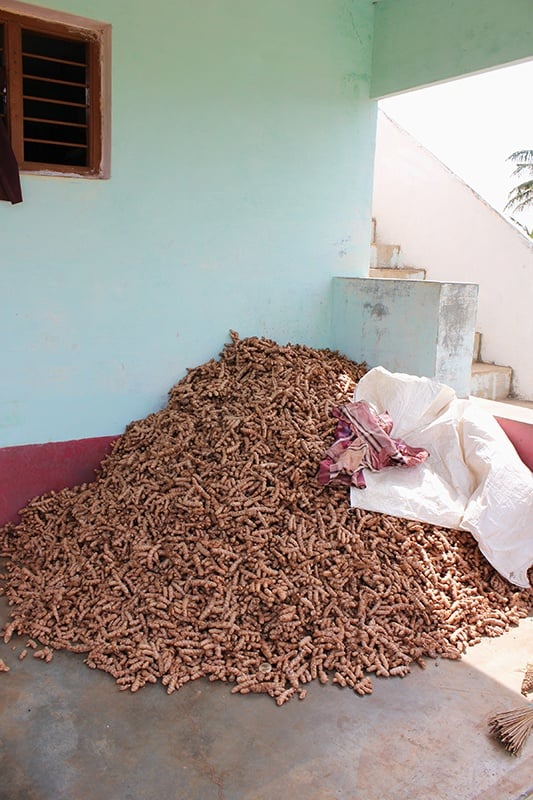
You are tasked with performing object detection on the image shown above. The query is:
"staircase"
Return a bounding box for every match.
[369,222,513,401]
[470,359,512,401]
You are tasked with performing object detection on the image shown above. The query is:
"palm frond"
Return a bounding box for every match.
[507,150,533,179]
[507,150,533,165]
[511,163,533,179]
[504,179,533,214]
[509,217,533,237]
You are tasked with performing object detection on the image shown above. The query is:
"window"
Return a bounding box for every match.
[0,2,110,177]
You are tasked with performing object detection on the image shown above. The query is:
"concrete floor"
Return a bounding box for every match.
[0,597,532,800]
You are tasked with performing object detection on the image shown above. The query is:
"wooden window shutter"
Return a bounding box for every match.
[0,6,110,178]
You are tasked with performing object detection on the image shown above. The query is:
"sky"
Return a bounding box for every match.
[379,59,533,233]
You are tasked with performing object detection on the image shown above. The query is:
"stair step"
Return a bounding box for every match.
[470,362,512,401]
[371,243,402,269]
[369,266,426,281]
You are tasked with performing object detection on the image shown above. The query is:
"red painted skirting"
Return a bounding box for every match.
[0,436,119,527]
[496,417,533,473]
[0,418,531,530]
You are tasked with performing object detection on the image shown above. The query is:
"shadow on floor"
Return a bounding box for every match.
[0,597,532,800]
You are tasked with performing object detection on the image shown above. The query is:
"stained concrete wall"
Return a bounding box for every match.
[372,113,533,400]
[331,277,478,398]
[371,0,533,98]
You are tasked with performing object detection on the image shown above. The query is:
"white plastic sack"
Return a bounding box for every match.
[350,367,533,588]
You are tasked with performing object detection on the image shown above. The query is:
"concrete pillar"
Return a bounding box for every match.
[331,277,478,397]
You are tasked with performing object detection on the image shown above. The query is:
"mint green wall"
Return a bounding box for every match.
[371,0,533,98]
[1,0,377,446]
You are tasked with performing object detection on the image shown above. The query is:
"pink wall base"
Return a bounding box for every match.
[0,420,531,529]
[495,417,533,472]
[0,436,118,527]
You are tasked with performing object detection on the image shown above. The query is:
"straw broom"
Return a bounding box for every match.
[488,703,533,756]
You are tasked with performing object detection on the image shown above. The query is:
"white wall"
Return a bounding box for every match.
[372,112,533,400]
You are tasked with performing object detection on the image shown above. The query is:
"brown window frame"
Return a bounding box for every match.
[0,0,110,178]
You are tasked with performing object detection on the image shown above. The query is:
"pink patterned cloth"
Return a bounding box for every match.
[317,400,429,489]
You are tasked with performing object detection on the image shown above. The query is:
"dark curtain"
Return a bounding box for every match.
[0,67,23,204]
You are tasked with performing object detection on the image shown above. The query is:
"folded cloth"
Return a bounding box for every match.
[317,399,429,489]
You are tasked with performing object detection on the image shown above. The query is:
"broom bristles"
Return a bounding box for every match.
[488,704,533,756]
